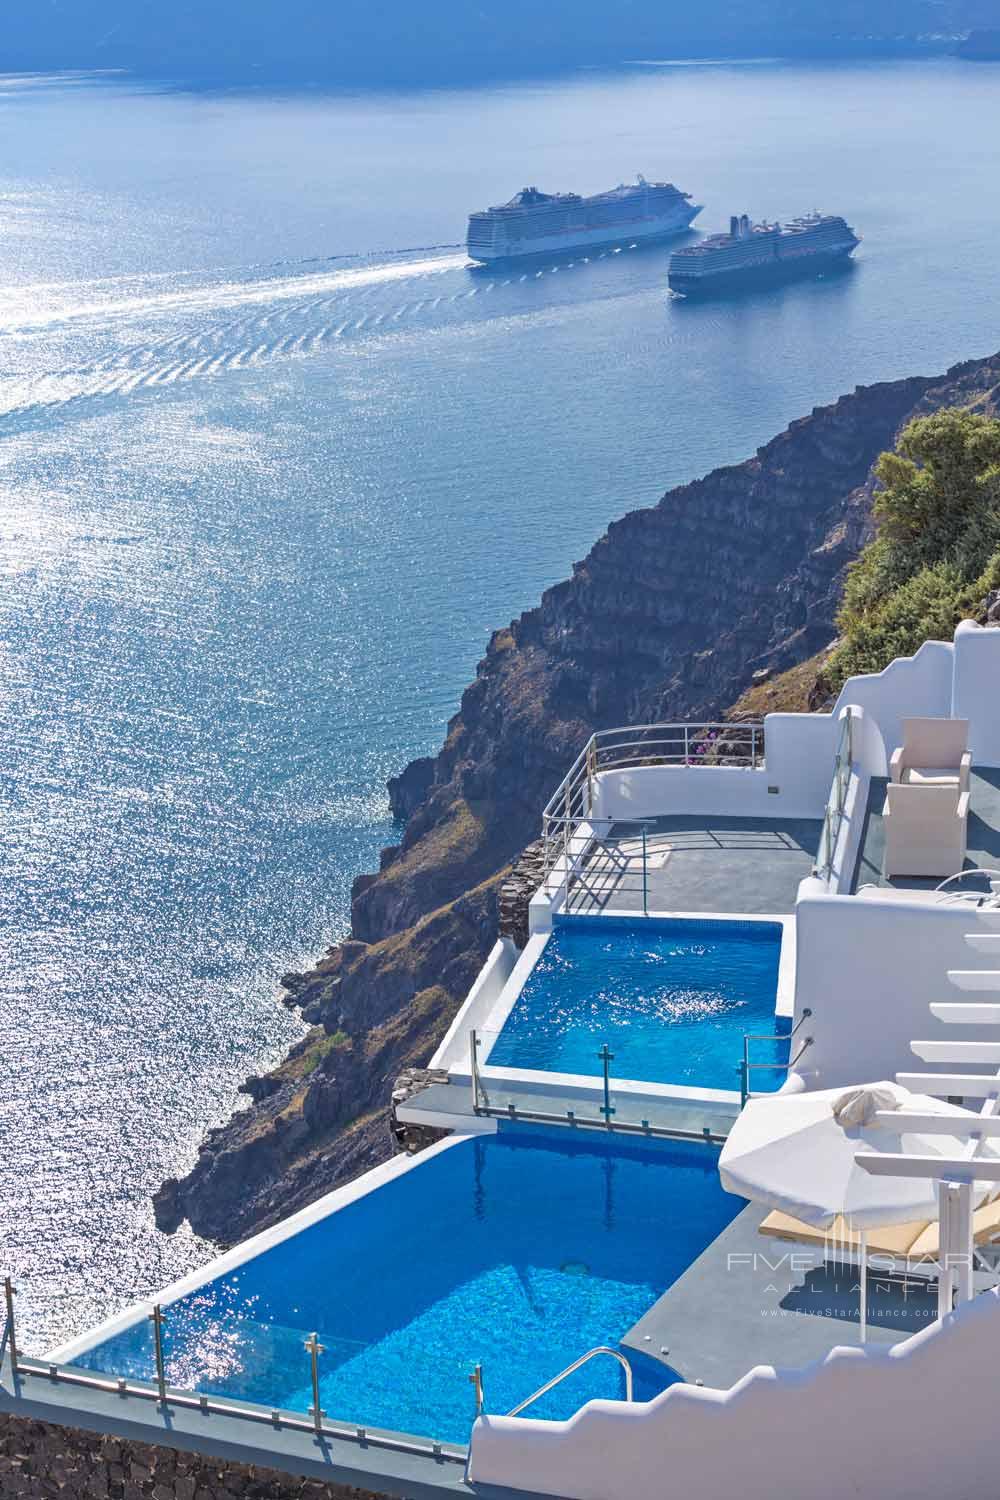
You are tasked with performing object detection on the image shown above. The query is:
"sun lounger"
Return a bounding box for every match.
[759,1198,1000,1265]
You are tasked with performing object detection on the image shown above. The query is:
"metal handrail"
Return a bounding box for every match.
[541,720,764,885]
[507,1346,633,1417]
[740,1011,812,1108]
[2,1276,16,1369]
[933,868,1000,905]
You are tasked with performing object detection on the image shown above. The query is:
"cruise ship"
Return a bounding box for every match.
[466,177,701,264]
[668,211,860,294]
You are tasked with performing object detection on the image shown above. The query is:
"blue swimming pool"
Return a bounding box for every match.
[486,916,787,1091]
[75,1126,742,1443]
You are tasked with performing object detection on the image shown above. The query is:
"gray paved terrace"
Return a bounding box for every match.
[852,767,1000,893]
[567,815,823,916]
[622,1203,944,1389]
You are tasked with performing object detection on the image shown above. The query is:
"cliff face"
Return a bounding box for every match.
[156,350,1000,1246]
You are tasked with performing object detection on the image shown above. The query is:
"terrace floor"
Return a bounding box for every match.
[852,767,1000,894]
[567,815,823,916]
[622,1203,949,1388]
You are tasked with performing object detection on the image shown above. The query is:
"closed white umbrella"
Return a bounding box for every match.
[718,1082,991,1341]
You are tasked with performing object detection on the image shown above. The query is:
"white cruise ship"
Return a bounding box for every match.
[467,176,701,264]
[668,211,860,293]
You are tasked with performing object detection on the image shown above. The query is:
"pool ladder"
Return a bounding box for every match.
[506,1345,633,1417]
[740,1009,812,1109]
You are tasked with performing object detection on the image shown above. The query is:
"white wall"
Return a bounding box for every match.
[467,1290,1000,1500]
[832,640,954,777]
[429,937,519,1071]
[792,896,1000,1089]
[953,621,1000,767]
[591,712,837,825]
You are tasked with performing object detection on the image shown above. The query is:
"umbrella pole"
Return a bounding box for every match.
[859,1231,868,1345]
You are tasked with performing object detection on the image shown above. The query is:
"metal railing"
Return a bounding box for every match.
[507,1346,633,1417]
[3,1277,17,1370]
[933,868,1000,905]
[540,720,765,896]
[813,709,856,884]
[0,1282,467,1466]
[740,1010,813,1109]
[469,1028,728,1142]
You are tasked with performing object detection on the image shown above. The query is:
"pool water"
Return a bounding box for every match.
[486,916,787,1091]
[76,1126,742,1442]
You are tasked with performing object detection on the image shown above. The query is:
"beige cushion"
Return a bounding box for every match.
[759,1209,926,1257]
[883,783,969,878]
[760,1197,1000,1264]
[901,717,970,767]
[901,766,962,787]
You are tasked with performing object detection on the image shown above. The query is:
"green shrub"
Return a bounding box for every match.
[826,407,1000,691]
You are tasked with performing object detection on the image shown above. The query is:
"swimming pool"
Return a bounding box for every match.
[75,1126,742,1444]
[485,916,787,1092]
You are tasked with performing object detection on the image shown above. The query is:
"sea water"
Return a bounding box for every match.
[2,58,999,1350]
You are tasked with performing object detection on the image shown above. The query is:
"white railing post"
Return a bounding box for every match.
[953,1179,974,1306]
[937,1181,956,1320]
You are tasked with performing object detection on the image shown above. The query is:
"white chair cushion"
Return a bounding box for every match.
[901,766,962,786]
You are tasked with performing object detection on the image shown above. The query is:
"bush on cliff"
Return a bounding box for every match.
[826,406,1000,689]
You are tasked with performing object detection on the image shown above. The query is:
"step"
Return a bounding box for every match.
[897,1072,1000,1097]
[947,970,1000,992]
[965,934,1000,954]
[930,1002,1000,1025]
[910,1040,1000,1063]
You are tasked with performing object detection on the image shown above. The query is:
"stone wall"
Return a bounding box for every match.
[497,840,546,951]
[0,1414,384,1500]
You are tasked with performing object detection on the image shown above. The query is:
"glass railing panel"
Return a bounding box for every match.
[66,1307,481,1448]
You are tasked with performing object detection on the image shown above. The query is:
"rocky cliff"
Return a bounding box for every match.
[155,349,1000,1246]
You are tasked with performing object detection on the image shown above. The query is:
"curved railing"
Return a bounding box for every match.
[541,721,764,881]
[506,1345,634,1417]
[933,868,1000,905]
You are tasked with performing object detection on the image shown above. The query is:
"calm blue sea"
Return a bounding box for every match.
[2,58,999,1352]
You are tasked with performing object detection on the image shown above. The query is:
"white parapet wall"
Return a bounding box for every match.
[830,623,1000,775]
[831,638,955,777]
[952,620,1000,767]
[591,712,838,825]
[467,1289,1000,1500]
[429,937,519,1072]
[790,895,1000,1089]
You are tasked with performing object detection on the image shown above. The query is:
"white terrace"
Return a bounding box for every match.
[8,621,1000,1500]
[421,619,1000,1119]
[455,618,1000,1500]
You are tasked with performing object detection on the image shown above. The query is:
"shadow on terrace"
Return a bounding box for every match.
[566,814,822,916]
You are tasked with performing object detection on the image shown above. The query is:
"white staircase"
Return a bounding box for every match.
[898,913,1000,1103]
[856,915,1000,1317]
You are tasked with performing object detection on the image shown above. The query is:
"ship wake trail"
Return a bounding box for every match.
[0,252,472,422]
